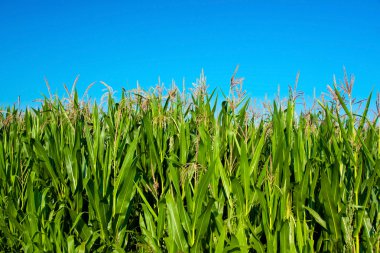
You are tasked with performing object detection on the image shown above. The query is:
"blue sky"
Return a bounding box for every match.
[0,0,379,107]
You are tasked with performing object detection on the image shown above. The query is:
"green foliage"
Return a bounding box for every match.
[0,74,379,252]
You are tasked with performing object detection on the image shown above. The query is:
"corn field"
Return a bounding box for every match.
[0,74,379,252]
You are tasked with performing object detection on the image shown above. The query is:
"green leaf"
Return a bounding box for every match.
[303,206,327,230]
[320,173,341,241]
[194,199,214,249]
[166,193,189,252]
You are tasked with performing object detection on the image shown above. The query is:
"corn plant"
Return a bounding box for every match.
[0,72,379,252]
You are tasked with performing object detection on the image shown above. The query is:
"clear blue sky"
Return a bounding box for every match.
[0,0,379,107]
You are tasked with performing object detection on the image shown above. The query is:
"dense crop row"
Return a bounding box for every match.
[0,75,379,252]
